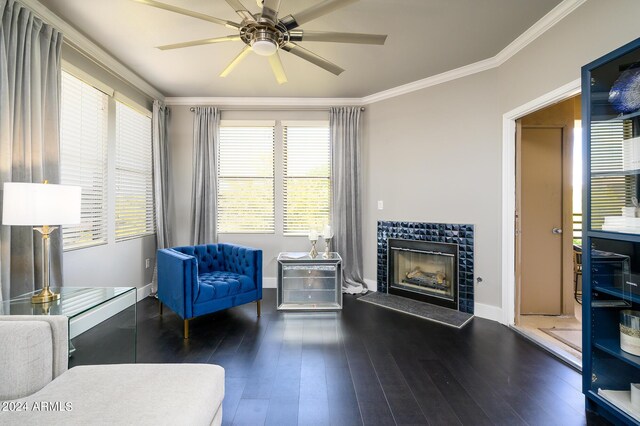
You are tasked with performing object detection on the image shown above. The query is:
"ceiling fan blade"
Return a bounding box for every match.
[281,42,344,76]
[260,0,281,25]
[132,0,239,29]
[268,52,288,84]
[220,46,252,78]
[225,0,255,22]
[156,35,241,50]
[281,0,358,30]
[289,30,387,45]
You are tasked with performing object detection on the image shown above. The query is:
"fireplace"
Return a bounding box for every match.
[377,221,474,314]
[388,239,458,310]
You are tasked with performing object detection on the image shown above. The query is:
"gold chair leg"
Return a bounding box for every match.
[159,301,163,316]
[184,319,190,339]
[257,300,261,317]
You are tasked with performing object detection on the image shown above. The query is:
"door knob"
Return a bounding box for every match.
[552,228,563,234]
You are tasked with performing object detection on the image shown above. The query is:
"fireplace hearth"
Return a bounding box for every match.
[377,221,474,314]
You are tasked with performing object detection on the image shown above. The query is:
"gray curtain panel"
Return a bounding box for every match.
[151,100,170,294]
[191,106,219,245]
[330,106,367,294]
[0,0,64,301]
[152,100,170,250]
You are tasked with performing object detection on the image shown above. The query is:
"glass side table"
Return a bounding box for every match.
[0,287,137,366]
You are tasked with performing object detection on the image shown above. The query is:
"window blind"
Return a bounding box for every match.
[217,125,275,233]
[115,101,155,241]
[590,119,634,230]
[60,71,108,250]
[283,125,331,235]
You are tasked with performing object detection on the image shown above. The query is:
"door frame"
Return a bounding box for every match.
[501,78,580,325]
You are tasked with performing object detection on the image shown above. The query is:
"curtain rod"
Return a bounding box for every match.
[188,106,366,112]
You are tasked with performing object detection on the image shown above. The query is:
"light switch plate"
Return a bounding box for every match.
[377,200,384,210]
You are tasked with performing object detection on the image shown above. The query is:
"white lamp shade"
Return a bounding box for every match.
[2,182,81,226]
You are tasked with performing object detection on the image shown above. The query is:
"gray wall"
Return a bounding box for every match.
[363,0,640,312]
[363,70,501,305]
[166,107,329,282]
[61,44,156,290]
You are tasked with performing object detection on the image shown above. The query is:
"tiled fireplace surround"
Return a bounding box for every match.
[376,221,475,314]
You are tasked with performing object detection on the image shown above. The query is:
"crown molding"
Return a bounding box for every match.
[22,0,165,101]
[166,0,585,107]
[164,96,363,107]
[493,0,587,66]
[361,56,497,105]
[362,0,586,105]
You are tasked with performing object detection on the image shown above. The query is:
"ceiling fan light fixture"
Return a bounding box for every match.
[251,29,279,56]
[252,39,277,56]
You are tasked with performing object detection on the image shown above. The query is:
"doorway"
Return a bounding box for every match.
[514,95,583,366]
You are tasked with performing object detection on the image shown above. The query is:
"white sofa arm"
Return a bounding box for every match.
[0,316,68,400]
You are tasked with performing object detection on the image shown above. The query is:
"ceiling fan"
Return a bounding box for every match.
[133,0,388,84]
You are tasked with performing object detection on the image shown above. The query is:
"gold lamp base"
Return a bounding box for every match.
[31,287,60,304]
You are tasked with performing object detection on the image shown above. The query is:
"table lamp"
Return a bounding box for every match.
[2,181,81,303]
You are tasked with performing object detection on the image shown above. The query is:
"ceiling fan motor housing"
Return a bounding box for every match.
[242,24,285,56]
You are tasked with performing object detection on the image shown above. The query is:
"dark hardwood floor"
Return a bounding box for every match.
[123,289,608,425]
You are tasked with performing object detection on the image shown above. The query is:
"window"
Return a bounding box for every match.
[217,122,275,233]
[115,101,154,241]
[283,123,331,235]
[60,71,108,250]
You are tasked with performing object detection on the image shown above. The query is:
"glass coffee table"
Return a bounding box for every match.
[0,287,137,366]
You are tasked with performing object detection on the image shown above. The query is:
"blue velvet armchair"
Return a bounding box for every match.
[157,243,262,338]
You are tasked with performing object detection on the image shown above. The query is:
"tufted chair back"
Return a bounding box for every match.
[222,244,255,277]
[173,245,225,274]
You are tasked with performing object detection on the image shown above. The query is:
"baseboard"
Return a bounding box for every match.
[474,302,504,324]
[364,278,378,292]
[264,277,277,288]
[137,283,152,301]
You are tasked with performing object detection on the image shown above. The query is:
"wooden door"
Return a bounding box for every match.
[520,126,564,315]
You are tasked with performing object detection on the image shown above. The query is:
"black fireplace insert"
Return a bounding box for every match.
[387,238,459,310]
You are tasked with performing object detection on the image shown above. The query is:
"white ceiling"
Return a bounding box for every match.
[38,0,563,98]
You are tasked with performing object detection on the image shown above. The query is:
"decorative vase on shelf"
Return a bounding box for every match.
[620,310,640,356]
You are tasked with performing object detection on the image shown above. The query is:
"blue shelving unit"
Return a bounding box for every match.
[583,37,640,425]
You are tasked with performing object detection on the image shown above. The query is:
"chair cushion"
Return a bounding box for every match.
[196,271,255,302]
[0,364,224,426]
